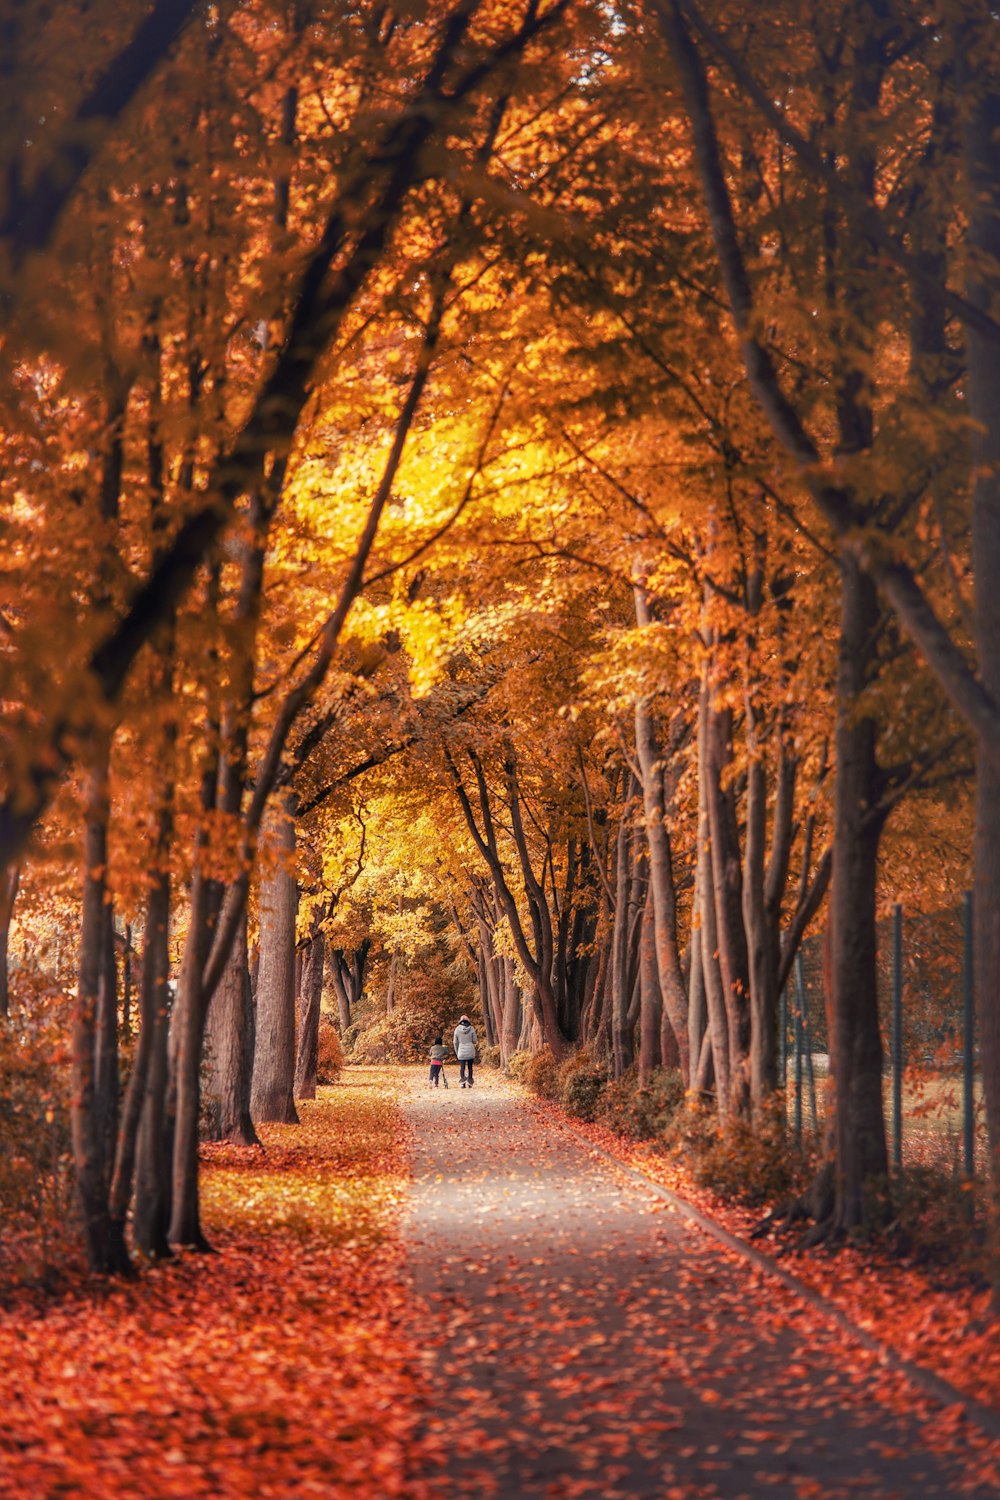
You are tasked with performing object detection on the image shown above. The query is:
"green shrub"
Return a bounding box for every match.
[597,1067,686,1139]
[523,1047,560,1099]
[316,1021,345,1083]
[479,1043,502,1070]
[557,1050,607,1121]
[505,1048,533,1083]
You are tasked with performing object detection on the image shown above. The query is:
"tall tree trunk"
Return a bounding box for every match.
[964,65,1000,1252]
[638,885,662,1086]
[696,668,730,1113]
[294,929,324,1100]
[114,861,171,1256]
[633,579,690,1082]
[71,738,130,1274]
[204,908,260,1142]
[0,864,20,1017]
[686,925,706,1080]
[133,889,173,1259]
[829,552,889,1232]
[95,900,120,1194]
[610,781,636,1078]
[251,801,299,1124]
[332,951,353,1031]
[744,750,778,1111]
[131,643,176,1260]
[500,958,521,1064]
[705,697,752,1118]
[167,871,216,1249]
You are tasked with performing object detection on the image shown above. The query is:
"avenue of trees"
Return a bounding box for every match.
[1,0,997,1277]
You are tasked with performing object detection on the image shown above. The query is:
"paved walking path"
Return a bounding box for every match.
[402,1069,992,1499]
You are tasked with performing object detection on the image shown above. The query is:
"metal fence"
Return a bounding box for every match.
[780,895,986,1178]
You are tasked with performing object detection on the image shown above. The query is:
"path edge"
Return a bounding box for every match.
[527,1096,1000,1443]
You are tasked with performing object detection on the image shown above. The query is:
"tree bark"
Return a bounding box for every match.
[696,666,730,1114]
[131,648,176,1260]
[964,63,1000,1243]
[294,929,324,1100]
[705,695,752,1117]
[167,870,217,1249]
[204,908,260,1142]
[638,885,662,1086]
[251,801,299,1124]
[610,776,638,1077]
[744,751,778,1111]
[634,690,690,1082]
[0,864,20,1017]
[71,739,130,1274]
[829,552,889,1231]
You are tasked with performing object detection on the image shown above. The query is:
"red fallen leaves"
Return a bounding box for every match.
[0,1073,439,1500]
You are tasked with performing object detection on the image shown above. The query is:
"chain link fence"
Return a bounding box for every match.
[780,899,987,1177]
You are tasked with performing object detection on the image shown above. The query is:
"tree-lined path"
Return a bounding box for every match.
[404,1072,990,1499]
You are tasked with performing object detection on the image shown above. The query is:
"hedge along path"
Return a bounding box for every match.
[403,1068,1000,1499]
[0,1072,438,1500]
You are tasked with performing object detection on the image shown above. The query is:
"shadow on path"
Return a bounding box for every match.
[403,1070,990,1499]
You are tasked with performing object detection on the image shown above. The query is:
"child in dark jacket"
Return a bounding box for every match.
[428,1036,449,1088]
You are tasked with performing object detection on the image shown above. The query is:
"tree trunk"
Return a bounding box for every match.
[696,669,730,1114]
[71,741,131,1274]
[121,922,133,1039]
[385,949,399,1014]
[294,929,324,1100]
[500,958,521,1064]
[964,67,1000,1248]
[113,864,170,1255]
[132,869,172,1259]
[167,871,216,1249]
[610,780,636,1078]
[0,864,20,1017]
[638,885,662,1086]
[95,900,120,1194]
[705,697,752,1118]
[633,581,690,1083]
[251,802,299,1124]
[204,908,260,1142]
[829,552,889,1232]
[744,752,778,1111]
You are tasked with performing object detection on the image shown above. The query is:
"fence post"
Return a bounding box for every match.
[794,958,804,1142]
[892,901,903,1173]
[963,890,975,1180]
[796,953,819,1133]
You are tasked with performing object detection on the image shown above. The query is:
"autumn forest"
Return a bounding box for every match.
[2,1,1000,1495]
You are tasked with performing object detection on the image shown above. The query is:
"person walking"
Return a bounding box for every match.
[453,1014,477,1087]
[428,1036,449,1089]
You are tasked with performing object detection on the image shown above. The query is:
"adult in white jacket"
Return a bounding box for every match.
[453,1015,478,1088]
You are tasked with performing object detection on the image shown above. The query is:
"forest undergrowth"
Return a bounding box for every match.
[521,1079,1000,1421]
[0,1071,439,1500]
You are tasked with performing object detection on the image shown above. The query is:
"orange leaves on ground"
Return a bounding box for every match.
[0,1072,436,1500]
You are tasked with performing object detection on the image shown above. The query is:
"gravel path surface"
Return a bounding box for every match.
[403,1069,991,1499]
